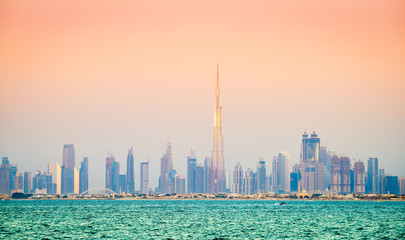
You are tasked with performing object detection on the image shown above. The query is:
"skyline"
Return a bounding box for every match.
[1,0,404,189]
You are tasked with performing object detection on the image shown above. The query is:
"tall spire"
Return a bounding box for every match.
[212,61,224,193]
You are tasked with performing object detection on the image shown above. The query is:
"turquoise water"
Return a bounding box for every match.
[1,200,404,239]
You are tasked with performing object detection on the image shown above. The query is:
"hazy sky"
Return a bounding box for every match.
[1,0,404,189]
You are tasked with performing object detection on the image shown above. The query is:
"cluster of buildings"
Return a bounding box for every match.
[104,147,148,194]
[1,64,404,197]
[0,144,88,195]
[225,132,405,196]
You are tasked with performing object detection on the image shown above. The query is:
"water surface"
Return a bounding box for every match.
[1,200,404,239]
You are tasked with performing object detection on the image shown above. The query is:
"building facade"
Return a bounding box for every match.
[126,147,135,194]
[79,157,88,194]
[256,158,266,193]
[160,142,174,193]
[140,161,149,194]
[367,158,378,194]
[232,162,243,194]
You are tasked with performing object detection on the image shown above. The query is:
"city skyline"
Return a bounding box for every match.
[1,1,404,190]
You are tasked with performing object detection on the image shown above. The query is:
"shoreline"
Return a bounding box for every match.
[2,198,405,202]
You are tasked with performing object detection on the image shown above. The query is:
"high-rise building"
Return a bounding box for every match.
[9,164,18,192]
[319,147,331,190]
[256,158,266,193]
[79,157,88,194]
[63,144,75,168]
[62,144,75,194]
[0,157,11,194]
[300,132,324,193]
[330,155,351,194]
[32,170,52,194]
[330,155,340,194]
[367,158,378,194]
[74,167,79,194]
[160,141,174,193]
[232,162,243,194]
[119,174,126,194]
[174,174,186,194]
[47,162,56,194]
[384,176,399,195]
[187,150,197,194]
[290,172,298,192]
[278,152,290,193]
[56,163,61,194]
[301,132,320,162]
[378,168,385,195]
[140,161,149,194]
[353,161,365,194]
[243,169,255,195]
[204,157,215,194]
[13,170,23,193]
[195,166,204,193]
[105,153,120,194]
[319,146,331,171]
[24,171,31,194]
[292,163,301,183]
[339,157,351,194]
[212,63,225,193]
[225,170,231,192]
[126,147,135,194]
[399,177,405,195]
[272,156,279,193]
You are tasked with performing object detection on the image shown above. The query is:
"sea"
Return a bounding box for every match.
[0,200,404,239]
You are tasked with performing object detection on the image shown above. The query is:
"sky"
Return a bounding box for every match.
[1,0,404,190]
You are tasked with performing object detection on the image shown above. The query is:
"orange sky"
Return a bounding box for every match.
[1,0,404,188]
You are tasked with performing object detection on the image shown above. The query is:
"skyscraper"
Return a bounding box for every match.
[212,63,224,193]
[47,162,56,194]
[63,144,75,168]
[195,166,204,193]
[105,153,120,194]
[74,167,79,194]
[300,132,324,193]
[24,171,31,194]
[32,170,51,194]
[174,174,186,194]
[79,157,88,194]
[62,144,75,194]
[13,170,23,193]
[232,162,243,194]
[9,164,18,192]
[56,162,61,194]
[187,150,197,193]
[0,157,10,194]
[340,156,351,194]
[353,161,365,194]
[378,168,385,195]
[278,152,291,193]
[256,158,266,193]
[272,156,279,193]
[119,174,126,194]
[243,168,255,195]
[330,155,351,194]
[367,157,378,194]
[204,156,215,194]
[126,147,135,194]
[290,172,299,192]
[399,177,405,195]
[160,141,174,193]
[384,176,399,195]
[140,161,149,194]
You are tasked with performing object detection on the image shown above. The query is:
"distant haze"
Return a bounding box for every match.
[1,0,404,189]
